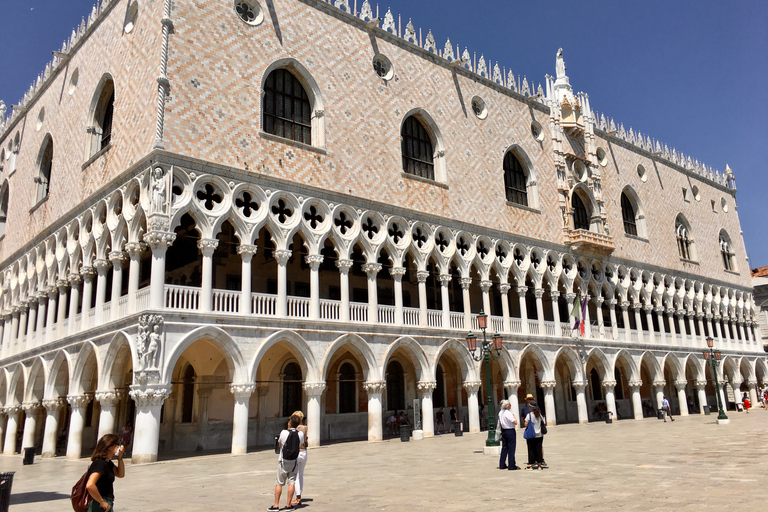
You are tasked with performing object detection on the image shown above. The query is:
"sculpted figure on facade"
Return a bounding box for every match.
[137,314,164,370]
[556,48,566,79]
[151,167,167,214]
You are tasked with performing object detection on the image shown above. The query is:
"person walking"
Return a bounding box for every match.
[435,409,445,434]
[291,411,309,507]
[118,421,132,456]
[661,396,675,422]
[523,402,546,470]
[85,434,125,511]
[742,393,751,413]
[497,399,520,470]
[269,414,304,512]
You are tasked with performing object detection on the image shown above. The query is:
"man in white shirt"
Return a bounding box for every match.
[497,399,520,470]
[269,415,305,511]
[661,396,674,422]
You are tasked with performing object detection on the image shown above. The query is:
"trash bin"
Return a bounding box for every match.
[605,411,613,424]
[657,409,664,420]
[400,425,411,442]
[453,421,463,437]
[0,472,14,512]
[22,447,34,465]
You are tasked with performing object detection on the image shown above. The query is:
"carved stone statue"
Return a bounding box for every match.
[137,314,164,370]
[151,167,167,213]
[556,48,566,79]
[0,101,6,125]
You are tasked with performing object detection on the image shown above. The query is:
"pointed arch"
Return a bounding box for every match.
[620,186,647,238]
[99,331,136,390]
[88,73,116,156]
[639,351,662,382]
[164,325,248,385]
[554,346,585,382]
[661,353,683,381]
[682,353,705,382]
[613,349,639,381]
[46,350,72,399]
[518,343,552,380]
[400,108,446,183]
[675,213,696,261]
[381,336,430,381]
[502,144,539,209]
[320,333,379,382]
[250,329,318,383]
[433,338,479,383]
[25,357,46,403]
[7,364,26,405]
[585,347,611,379]
[71,341,100,395]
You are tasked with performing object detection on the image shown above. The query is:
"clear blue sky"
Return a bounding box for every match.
[1,1,767,267]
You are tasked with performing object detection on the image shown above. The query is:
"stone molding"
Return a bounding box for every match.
[230,383,256,399]
[463,380,481,393]
[540,380,557,390]
[601,380,617,389]
[302,382,326,397]
[67,395,91,408]
[417,381,437,395]
[129,386,171,407]
[42,398,65,412]
[363,380,386,395]
[95,390,124,407]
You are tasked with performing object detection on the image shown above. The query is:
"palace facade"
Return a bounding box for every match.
[0,0,764,463]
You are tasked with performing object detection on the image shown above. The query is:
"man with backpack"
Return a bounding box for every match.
[269,414,304,512]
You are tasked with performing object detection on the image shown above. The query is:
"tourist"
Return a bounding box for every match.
[119,421,132,454]
[519,393,534,429]
[497,399,519,470]
[479,403,486,430]
[661,396,674,422]
[742,393,750,413]
[523,402,546,470]
[435,409,445,434]
[399,410,410,428]
[387,412,399,435]
[449,406,458,432]
[763,390,768,409]
[85,433,125,511]
[269,414,304,512]
[290,411,309,507]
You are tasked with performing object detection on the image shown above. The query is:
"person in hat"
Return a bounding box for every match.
[523,401,547,470]
[519,394,535,430]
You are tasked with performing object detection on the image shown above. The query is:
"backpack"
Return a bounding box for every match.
[281,429,300,465]
[71,471,92,512]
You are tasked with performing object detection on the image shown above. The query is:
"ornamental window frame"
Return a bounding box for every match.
[502,145,539,209]
[719,230,736,272]
[399,108,446,184]
[34,134,54,204]
[87,74,116,158]
[675,214,696,261]
[620,187,647,238]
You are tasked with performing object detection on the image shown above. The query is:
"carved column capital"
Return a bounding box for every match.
[416,271,430,283]
[42,398,65,412]
[417,380,437,395]
[564,293,577,302]
[362,263,382,276]
[652,380,667,389]
[125,242,148,257]
[230,383,256,399]
[4,405,21,416]
[503,380,521,392]
[459,277,473,290]
[80,266,97,278]
[499,283,512,294]
[274,250,292,266]
[22,402,42,415]
[143,231,177,248]
[516,286,528,295]
[108,250,127,265]
[302,382,326,397]
[539,380,557,390]
[68,273,83,285]
[335,259,353,273]
[67,394,92,409]
[95,390,124,407]
[305,255,324,269]
[594,296,605,306]
[628,380,643,389]
[621,301,630,310]
[601,380,617,390]
[197,238,219,256]
[438,274,452,285]
[674,380,688,391]
[550,290,560,299]
[56,279,70,291]
[694,380,708,389]
[93,259,111,273]
[363,380,386,395]
[129,386,171,407]
[533,288,545,299]
[571,380,587,391]
[463,380,481,393]
[389,266,406,278]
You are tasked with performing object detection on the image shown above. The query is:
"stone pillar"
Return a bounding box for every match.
[95,391,122,439]
[197,239,219,312]
[644,305,655,343]
[753,321,763,345]
[195,385,213,451]
[21,402,42,450]
[674,380,689,416]
[594,296,605,339]
[695,380,708,414]
[747,381,759,408]
[500,284,512,333]
[621,302,631,341]
[0,411,6,455]
[41,398,64,458]
[129,386,171,464]
[3,405,21,454]
[652,380,665,410]
[550,290,561,336]
[572,381,588,424]
[144,231,176,309]
[9,308,19,343]
[56,280,69,326]
[45,288,57,343]
[67,274,82,335]
[460,277,472,331]
[125,242,147,314]
[480,280,493,321]
[608,299,619,340]
[17,302,28,341]
[417,381,436,437]
[463,381,481,433]
[36,293,48,344]
[26,298,38,347]
[631,303,643,343]
[66,394,91,460]
[336,259,353,322]
[109,251,126,320]
[696,313,706,345]
[237,245,257,315]
[731,379,743,405]
[534,288,546,334]
[688,314,698,345]
[629,381,643,420]
[655,307,666,344]
[541,380,557,426]
[230,384,255,455]
[93,259,110,325]
[677,311,688,345]
[274,250,291,317]
[363,381,385,442]
[705,314,714,340]
[503,380,521,424]
[518,286,529,334]
[306,255,324,320]
[667,308,677,343]
[416,270,429,327]
[363,263,382,324]
[738,321,747,343]
[602,380,617,421]
[723,317,733,344]
[303,382,325,448]
[390,267,406,326]
[80,267,95,331]
[439,274,452,328]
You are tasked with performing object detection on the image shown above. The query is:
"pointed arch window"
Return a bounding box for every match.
[621,192,638,236]
[401,116,434,180]
[720,232,734,271]
[675,217,693,260]
[91,79,115,155]
[35,136,53,202]
[282,362,303,416]
[263,68,312,145]
[0,183,8,238]
[572,193,590,230]
[503,152,528,206]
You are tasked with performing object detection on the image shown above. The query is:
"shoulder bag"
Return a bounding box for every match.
[523,420,536,440]
[71,470,92,512]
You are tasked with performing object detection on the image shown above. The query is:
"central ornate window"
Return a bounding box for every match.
[263,69,312,145]
[572,193,590,230]
[503,152,528,206]
[675,216,694,260]
[401,116,434,180]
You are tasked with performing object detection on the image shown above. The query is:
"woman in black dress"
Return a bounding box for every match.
[85,433,125,511]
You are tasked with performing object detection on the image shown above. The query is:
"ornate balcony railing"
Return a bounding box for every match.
[567,229,615,254]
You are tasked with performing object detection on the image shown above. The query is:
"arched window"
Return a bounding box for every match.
[675,216,694,260]
[386,360,405,411]
[572,193,590,230]
[263,68,311,145]
[503,152,528,206]
[9,133,20,173]
[401,116,434,180]
[338,362,357,413]
[181,364,196,423]
[282,362,303,416]
[720,232,734,271]
[90,78,115,155]
[0,183,8,238]
[621,192,637,236]
[35,136,53,202]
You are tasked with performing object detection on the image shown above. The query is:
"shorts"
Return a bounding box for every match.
[276,460,298,486]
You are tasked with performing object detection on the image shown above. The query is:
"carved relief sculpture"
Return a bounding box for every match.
[137,314,164,370]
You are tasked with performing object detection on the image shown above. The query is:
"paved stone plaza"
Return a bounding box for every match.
[2,411,766,511]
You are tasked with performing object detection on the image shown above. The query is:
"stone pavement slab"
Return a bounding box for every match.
[1,411,767,511]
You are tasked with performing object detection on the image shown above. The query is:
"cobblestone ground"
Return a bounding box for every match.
[2,410,767,511]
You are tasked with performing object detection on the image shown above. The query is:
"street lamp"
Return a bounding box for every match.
[465,311,504,447]
[702,336,729,424]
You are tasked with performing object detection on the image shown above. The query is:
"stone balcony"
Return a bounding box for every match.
[567,229,615,254]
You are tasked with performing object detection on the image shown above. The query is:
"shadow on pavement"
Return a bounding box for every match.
[11,491,69,505]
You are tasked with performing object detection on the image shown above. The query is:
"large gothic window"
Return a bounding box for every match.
[0,183,8,238]
[720,232,734,271]
[282,362,303,416]
[90,78,115,155]
[572,193,590,230]
[675,216,693,260]
[35,136,53,202]
[263,69,312,145]
[386,360,405,411]
[338,362,357,413]
[503,152,528,206]
[621,192,637,236]
[401,116,434,180]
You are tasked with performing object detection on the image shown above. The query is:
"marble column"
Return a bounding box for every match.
[629,381,643,420]
[463,381,481,433]
[257,384,269,431]
[197,239,219,312]
[748,381,759,408]
[36,293,48,344]
[503,380,521,424]
[677,311,688,345]
[480,280,493,321]
[274,250,291,317]
[390,267,406,326]
[9,308,19,343]
[304,382,325,448]
[540,380,557,426]
[41,398,64,458]
[237,245,257,315]
[655,307,666,344]
[336,259,353,322]
[705,314,715,340]
[56,280,69,326]
[534,288,546,334]
[731,379,743,405]
[621,302,631,341]
[96,391,123,439]
[572,381,589,424]
[439,274,452,329]
[688,314,698,346]
[143,231,176,309]
[697,313,707,345]
[695,380,708,414]
[195,385,213,451]
[129,386,171,464]
[17,302,28,342]
[80,267,95,331]
[723,317,732,344]
[632,303,644,343]
[675,381,689,416]
[608,299,619,340]
[363,263,382,324]
[602,380,617,421]
[125,242,147,314]
[416,270,429,328]
[45,288,57,343]
[306,255,324,320]
[500,284,512,333]
[518,286,529,334]
[644,305,655,343]
[26,298,38,347]
[417,381,436,437]
[67,274,82,335]
[21,402,42,449]
[667,308,677,344]
[66,395,91,460]
[0,412,6,456]
[594,296,605,339]
[230,384,255,455]
[3,405,21,454]
[738,321,747,343]
[109,251,126,320]
[550,291,561,337]
[93,259,110,325]
[652,380,666,410]
[460,277,472,331]
[363,381,385,442]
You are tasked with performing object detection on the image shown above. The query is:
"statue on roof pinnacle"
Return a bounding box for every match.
[556,48,566,79]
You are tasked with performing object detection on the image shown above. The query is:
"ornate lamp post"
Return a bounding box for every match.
[465,311,504,447]
[702,336,729,424]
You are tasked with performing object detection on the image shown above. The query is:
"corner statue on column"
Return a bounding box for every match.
[137,314,164,375]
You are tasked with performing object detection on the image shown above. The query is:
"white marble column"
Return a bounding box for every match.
[738,321,747,343]
[503,380,521,424]
[336,259,353,322]
[518,286,529,334]
[573,381,589,424]
[93,259,110,325]
[35,293,48,345]
[621,302,631,341]
[534,288,546,334]
[594,296,605,339]
[109,251,126,320]
[125,242,147,314]
[675,380,689,416]
[198,239,219,312]
[460,277,472,331]
[550,290,561,336]
[257,384,269,431]
[695,380,708,414]
[480,280,493,321]
[129,386,171,464]
[464,381,481,433]
[3,405,21,454]
[655,307,666,344]
[237,245,257,315]
[67,274,82,335]
[667,308,678,344]
[0,412,6,456]
[632,303,644,343]
[602,380,617,421]
[274,250,291,317]
[80,267,95,331]
[705,314,715,340]
[304,382,325,448]
[748,381,759,408]
[363,381,385,442]
[21,403,42,449]
[96,391,122,439]
[731,379,743,405]
[644,305,655,343]
[9,308,19,344]
[307,255,324,320]
[45,288,57,343]
[439,274,452,328]
[608,299,619,340]
[41,398,64,458]
[541,380,557,426]
[143,231,176,309]
[66,394,91,460]
[688,314,698,346]
[17,302,28,342]
[56,280,69,327]
[230,384,255,455]
[363,263,382,324]
[25,298,38,346]
[653,380,665,410]
[677,311,688,345]
[390,267,406,326]
[500,284,512,333]
[417,381,436,437]
[564,293,576,332]
[629,381,643,420]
